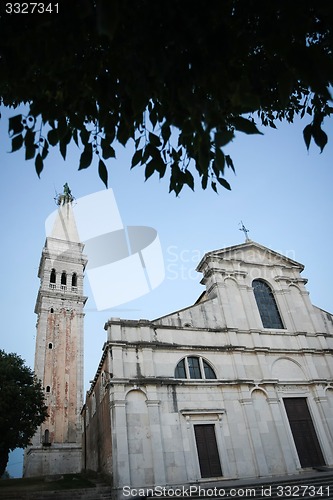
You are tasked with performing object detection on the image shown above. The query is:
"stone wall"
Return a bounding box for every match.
[83,355,112,476]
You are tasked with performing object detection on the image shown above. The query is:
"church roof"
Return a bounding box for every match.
[196,240,304,272]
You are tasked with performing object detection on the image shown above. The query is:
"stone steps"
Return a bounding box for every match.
[143,470,333,500]
[1,471,333,500]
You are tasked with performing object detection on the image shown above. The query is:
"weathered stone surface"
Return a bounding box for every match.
[24,201,87,477]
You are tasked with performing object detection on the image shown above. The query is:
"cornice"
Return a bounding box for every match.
[104,339,333,356]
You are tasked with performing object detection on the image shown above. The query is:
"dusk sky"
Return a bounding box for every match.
[1,104,332,476]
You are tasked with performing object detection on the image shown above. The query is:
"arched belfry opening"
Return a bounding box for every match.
[50,268,56,284]
[61,271,67,286]
[72,272,77,289]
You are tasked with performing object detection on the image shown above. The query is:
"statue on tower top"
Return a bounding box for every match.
[56,183,74,205]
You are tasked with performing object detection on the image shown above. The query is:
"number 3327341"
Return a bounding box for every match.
[5,3,59,14]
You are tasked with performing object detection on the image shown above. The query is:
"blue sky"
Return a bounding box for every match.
[1,104,332,477]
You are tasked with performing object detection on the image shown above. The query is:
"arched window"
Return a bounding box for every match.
[71,272,77,288]
[46,385,51,393]
[92,392,96,416]
[61,271,67,286]
[252,279,284,329]
[44,429,50,444]
[175,356,216,380]
[48,343,53,349]
[50,269,56,284]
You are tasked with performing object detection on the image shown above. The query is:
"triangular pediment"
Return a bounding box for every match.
[197,241,304,271]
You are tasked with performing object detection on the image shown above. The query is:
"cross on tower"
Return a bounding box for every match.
[239,221,250,242]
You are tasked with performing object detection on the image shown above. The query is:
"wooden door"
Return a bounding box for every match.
[194,424,222,477]
[283,398,325,468]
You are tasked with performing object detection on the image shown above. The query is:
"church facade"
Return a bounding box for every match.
[82,241,333,496]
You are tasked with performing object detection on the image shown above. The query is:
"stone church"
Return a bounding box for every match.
[24,192,333,496]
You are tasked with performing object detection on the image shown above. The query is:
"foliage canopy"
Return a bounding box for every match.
[0,350,48,477]
[1,0,333,193]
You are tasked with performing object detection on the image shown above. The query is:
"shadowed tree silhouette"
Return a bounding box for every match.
[1,0,332,193]
[0,350,48,478]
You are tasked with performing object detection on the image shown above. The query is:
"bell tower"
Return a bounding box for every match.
[24,186,87,476]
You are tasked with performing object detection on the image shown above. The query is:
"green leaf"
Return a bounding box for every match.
[103,122,116,144]
[217,177,231,190]
[311,124,328,153]
[80,128,90,146]
[59,128,72,160]
[146,143,161,160]
[149,132,161,148]
[211,181,218,193]
[214,148,225,175]
[134,135,142,149]
[201,174,208,190]
[141,145,151,164]
[57,116,68,138]
[24,130,36,160]
[8,115,23,137]
[169,162,183,196]
[11,134,23,152]
[98,158,108,187]
[47,128,59,146]
[79,143,93,170]
[72,129,79,147]
[231,116,263,135]
[155,158,167,179]
[149,106,158,128]
[225,155,235,172]
[161,123,171,146]
[117,121,130,146]
[60,141,66,160]
[41,139,49,160]
[183,169,194,191]
[131,148,143,168]
[303,124,312,150]
[145,159,159,180]
[101,138,116,160]
[35,153,44,178]
[215,129,234,148]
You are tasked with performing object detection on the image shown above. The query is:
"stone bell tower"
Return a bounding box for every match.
[24,186,87,477]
